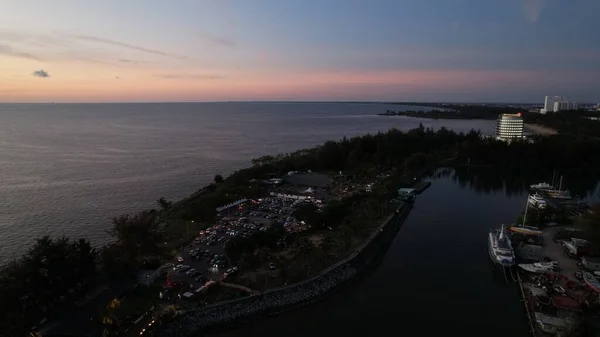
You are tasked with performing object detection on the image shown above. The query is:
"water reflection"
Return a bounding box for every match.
[431,167,600,201]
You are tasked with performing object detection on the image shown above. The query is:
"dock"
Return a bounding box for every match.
[411,181,431,194]
[517,274,538,337]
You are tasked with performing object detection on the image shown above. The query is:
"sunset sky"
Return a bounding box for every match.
[0,0,599,103]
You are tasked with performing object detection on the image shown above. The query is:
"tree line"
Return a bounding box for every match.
[523,110,600,138]
[0,207,167,336]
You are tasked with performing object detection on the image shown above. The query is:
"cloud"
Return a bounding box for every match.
[209,36,236,48]
[0,44,41,60]
[32,69,49,78]
[521,0,545,23]
[118,59,141,65]
[69,34,186,59]
[155,74,223,80]
[198,34,236,48]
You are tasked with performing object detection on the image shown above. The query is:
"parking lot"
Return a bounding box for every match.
[166,196,319,292]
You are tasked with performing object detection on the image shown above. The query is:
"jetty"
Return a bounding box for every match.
[517,275,538,337]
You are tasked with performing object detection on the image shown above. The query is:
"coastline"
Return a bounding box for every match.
[158,202,413,336]
[524,123,558,135]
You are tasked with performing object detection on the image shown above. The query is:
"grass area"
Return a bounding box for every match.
[232,184,398,290]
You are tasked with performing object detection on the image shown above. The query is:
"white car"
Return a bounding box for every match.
[176,256,184,263]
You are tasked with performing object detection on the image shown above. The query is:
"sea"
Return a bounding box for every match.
[0,102,495,263]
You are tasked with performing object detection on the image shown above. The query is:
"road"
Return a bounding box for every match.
[541,226,579,281]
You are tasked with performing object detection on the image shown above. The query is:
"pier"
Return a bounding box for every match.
[517,273,538,337]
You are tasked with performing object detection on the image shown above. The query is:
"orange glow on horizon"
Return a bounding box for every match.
[0,66,594,102]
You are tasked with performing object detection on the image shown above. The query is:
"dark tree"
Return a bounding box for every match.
[157,197,172,210]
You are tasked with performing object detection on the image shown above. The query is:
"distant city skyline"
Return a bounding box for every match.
[0,0,599,103]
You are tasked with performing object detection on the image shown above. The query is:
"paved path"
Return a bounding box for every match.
[541,226,579,281]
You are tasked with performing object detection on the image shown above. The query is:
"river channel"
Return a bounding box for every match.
[208,170,539,337]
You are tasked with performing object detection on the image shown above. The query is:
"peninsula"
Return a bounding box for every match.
[378,103,600,138]
[3,126,600,337]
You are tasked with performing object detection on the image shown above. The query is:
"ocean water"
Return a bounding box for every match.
[0,102,494,263]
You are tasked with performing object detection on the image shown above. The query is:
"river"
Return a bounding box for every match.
[209,170,534,337]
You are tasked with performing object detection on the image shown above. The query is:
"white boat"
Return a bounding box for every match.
[530,182,553,190]
[518,261,558,274]
[582,272,600,292]
[488,225,516,267]
[528,194,547,209]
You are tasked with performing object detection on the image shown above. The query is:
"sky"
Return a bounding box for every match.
[0,0,599,103]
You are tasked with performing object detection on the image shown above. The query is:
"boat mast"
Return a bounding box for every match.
[559,175,564,192]
[551,170,556,187]
[522,199,529,227]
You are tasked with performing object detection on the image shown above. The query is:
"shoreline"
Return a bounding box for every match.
[524,123,558,135]
[158,202,413,336]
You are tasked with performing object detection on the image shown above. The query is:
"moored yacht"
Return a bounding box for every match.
[530,182,553,191]
[488,225,516,267]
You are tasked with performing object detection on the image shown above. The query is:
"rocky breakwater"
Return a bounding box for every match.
[157,203,412,337]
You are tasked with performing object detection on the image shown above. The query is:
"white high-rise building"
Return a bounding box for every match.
[540,96,577,113]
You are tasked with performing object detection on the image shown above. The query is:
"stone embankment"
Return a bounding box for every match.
[158,203,413,337]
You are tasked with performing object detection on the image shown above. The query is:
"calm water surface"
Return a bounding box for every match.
[209,172,530,337]
[0,103,495,263]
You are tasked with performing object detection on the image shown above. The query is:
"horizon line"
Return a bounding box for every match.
[0,100,552,105]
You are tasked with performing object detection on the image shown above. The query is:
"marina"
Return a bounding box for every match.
[504,175,600,336]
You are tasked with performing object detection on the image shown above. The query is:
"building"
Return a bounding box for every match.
[540,96,578,113]
[496,113,524,140]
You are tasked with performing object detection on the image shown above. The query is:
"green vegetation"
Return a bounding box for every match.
[524,110,600,138]
[380,104,522,119]
[0,237,98,335]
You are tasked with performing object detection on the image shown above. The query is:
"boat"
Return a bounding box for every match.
[488,225,516,267]
[518,261,558,274]
[508,201,542,235]
[528,193,547,209]
[530,182,553,190]
[582,272,600,292]
[508,225,542,236]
